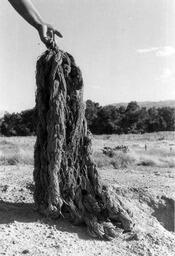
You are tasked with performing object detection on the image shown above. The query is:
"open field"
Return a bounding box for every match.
[0,132,175,168]
[0,132,175,255]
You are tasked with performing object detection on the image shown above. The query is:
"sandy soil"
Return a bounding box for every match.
[0,163,175,256]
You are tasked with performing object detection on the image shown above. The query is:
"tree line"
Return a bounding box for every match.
[85,100,175,134]
[0,109,36,136]
[0,100,174,136]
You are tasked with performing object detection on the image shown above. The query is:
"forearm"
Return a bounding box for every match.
[8,0,62,46]
[8,0,43,29]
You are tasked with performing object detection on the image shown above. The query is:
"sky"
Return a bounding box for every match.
[0,0,175,112]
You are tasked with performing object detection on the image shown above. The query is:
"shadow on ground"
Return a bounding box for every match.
[0,200,38,224]
[152,196,175,232]
[0,200,92,240]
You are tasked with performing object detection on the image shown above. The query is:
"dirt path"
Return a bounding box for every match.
[0,165,175,256]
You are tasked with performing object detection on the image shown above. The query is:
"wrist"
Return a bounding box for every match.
[34,21,43,31]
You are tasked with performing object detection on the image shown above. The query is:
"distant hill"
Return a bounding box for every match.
[0,100,175,119]
[113,100,175,109]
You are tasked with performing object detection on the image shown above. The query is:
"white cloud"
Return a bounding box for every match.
[156,68,175,82]
[137,46,175,57]
[137,47,159,54]
[156,46,175,57]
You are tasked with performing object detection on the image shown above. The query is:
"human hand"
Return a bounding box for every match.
[37,23,63,47]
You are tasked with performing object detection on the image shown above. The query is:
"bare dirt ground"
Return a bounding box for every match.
[0,133,175,256]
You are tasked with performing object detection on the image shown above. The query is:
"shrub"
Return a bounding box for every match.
[137,159,156,167]
[93,151,134,169]
[110,152,135,169]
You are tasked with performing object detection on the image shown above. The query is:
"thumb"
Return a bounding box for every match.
[54,30,63,38]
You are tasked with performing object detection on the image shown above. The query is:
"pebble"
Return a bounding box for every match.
[22,249,30,254]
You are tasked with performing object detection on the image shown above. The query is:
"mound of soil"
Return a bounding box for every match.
[0,164,175,255]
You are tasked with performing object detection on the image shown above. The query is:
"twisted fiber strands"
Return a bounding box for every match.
[34,48,134,240]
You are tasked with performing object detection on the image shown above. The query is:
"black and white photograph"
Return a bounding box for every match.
[0,1,175,255]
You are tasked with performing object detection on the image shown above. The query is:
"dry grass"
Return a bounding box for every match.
[93,151,135,169]
[0,152,34,165]
[93,131,175,169]
[0,131,175,168]
[0,137,35,165]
